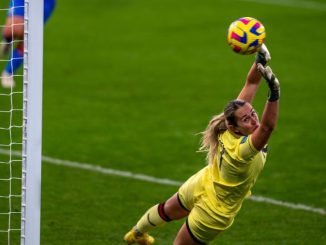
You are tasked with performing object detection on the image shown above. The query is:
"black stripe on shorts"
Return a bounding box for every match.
[185,218,207,245]
[177,193,190,212]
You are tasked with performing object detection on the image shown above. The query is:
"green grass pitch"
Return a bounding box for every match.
[1,0,326,244]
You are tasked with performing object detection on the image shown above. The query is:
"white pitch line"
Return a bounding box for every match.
[0,148,325,215]
[42,155,183,187]
[240,0,326,11]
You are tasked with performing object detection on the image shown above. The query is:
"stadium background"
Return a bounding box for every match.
[1,0,326,244]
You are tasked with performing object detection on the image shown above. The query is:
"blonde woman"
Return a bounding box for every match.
[124,44,280,245]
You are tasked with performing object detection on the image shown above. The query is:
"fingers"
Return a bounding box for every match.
[257,63,265,75]
[257,64,274,82]
[265,66,273,80]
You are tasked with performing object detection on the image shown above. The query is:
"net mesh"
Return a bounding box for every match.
[0,1,24,244]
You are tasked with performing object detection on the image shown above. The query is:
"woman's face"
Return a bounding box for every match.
[232,103,259,136]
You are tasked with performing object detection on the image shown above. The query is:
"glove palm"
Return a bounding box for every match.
[257,63,280,102]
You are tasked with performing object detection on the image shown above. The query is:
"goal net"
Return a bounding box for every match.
[0,1,43,244]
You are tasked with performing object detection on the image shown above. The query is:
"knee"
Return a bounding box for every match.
[3,18,24,40]
[3,26,24,40]
[164,195,189,220]
[2,26,12,40]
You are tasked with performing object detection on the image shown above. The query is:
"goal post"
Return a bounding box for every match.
[0,0,43,244]
[21,0,44,245]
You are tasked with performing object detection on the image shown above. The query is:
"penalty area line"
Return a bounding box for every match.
[0,148,325,216]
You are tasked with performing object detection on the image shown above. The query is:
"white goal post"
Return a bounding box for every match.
[21,0,44,245]
[0,0,43,244]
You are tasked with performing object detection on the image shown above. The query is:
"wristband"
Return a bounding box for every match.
[268,89,280,102]
[267,76,280,102]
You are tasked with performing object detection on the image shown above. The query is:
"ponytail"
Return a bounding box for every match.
[199,112,227,165]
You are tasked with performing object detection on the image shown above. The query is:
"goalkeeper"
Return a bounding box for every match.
[124,44,280,245]
[1,0,56,88]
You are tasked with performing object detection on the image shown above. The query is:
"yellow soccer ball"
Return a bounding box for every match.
[227,17,266,55]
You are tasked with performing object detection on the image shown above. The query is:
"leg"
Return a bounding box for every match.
[2,16,24,42]
[134,193,189,233]
[1,0,56,88]
[164,193,190,220]
[174,200,226,245]
[174,223,205,245]
[1,40,23,88]
[1,15,24,60]
[1,13,24,88]
[2,0,24,55]
[124,168,205,244]
[124,193,189,245]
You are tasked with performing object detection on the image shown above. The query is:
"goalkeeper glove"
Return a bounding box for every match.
[257,63,280,102]
[255,44,271,66]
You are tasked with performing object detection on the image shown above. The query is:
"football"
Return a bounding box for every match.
[227,17,266,55]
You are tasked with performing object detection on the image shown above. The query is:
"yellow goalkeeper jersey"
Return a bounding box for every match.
[204,129,267,217]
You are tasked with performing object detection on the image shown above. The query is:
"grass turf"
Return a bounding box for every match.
[0,0,325,244]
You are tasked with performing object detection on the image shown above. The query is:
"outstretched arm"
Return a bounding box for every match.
[237,63,262,104]
[237,44,271,104]
[250,64,280,151]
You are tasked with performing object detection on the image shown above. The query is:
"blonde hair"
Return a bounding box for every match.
[200,99,246,165]
[199,112,227,165]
